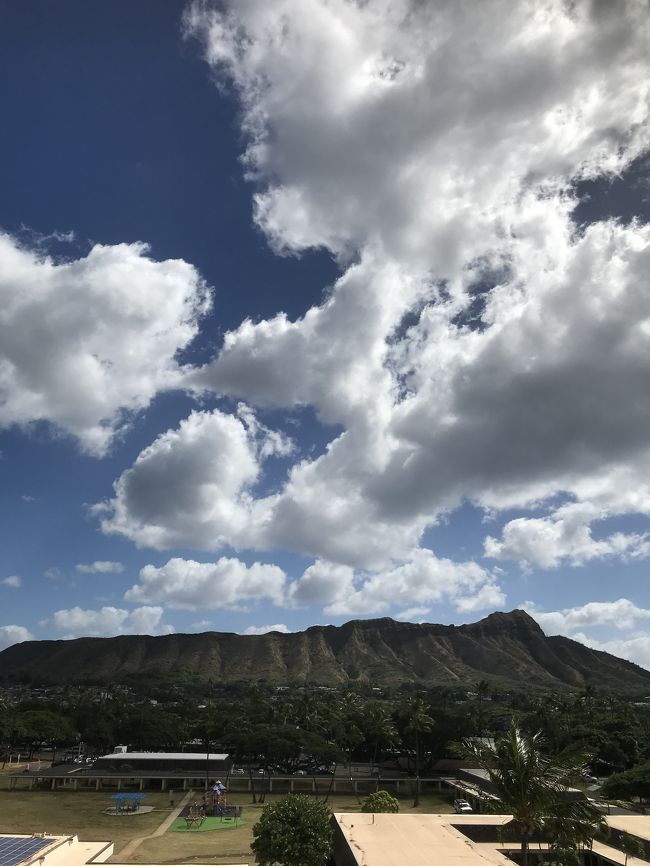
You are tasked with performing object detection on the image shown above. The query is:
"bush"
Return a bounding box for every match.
[251,794,333,866]
[361,790,400,813]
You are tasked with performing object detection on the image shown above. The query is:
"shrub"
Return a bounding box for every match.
[361,790,400,813]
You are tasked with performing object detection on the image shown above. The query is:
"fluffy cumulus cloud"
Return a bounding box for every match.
[98,1,650,619]
[125,556,287,610]
[320,548,504,617]
[289,561,356,607]
[485,503,650,569]
[76,560,124,574]
[185,0,649,268]
[100,405,292,550]
[0,234,210,455]
[43,605,173,639]
[0,624,33,650]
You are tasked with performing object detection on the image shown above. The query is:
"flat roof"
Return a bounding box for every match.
[0,836,56,866]
[334,813,514,866]
[98,752,228,761]
[606,816,650,842]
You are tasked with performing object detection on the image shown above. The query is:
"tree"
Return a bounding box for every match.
[361,702,397,779]
[16,710,74,760]
[619,832,645,866]
[401,697,433,807]
[474,680,491,737]
[362,790,400,813]
[462,721,606,866]
[601,762,650,803]
[251,794,333,866]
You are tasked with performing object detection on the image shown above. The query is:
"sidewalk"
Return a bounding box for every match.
[116,789,194,860]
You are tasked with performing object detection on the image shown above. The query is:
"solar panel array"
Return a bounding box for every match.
[0,837,54,866]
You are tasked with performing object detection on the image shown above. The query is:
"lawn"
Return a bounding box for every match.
[0,787,172,855]
[125,792,453,865]
[0,773,453,865]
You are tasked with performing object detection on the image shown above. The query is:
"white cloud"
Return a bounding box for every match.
[396,606,430,622]
[324,548,504,617]
[186,0,649,268]
[572,631,650,671]
[104,0,650,591]
[521,600,650,669]
[0,624,33,650]
[0,233,210,455]
[1,575,22,588]
[455,582,507,614]
[76,560,124,574]
[289,561,356,607]
[124,556,287,610]
[522,599,650,671]
[242,623,290,635]
[485,502,650,569]
[523,599,650,634]
[43,605,173,639]
[99,405,292,551]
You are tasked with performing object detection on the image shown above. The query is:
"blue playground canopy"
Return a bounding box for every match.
[111,793,145,812]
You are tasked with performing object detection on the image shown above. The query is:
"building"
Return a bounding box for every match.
[0,833,246,866]
[331,813,650,866]
[332,813,514,866]
[0,834,112,866]
[9,751,230,793]
[93,751,230,774]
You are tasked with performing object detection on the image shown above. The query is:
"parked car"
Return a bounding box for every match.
[231,768,245,775]
[454,799,473,814]
[294,769,307,776]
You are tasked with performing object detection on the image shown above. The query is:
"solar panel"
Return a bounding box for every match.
[0,837,55,866]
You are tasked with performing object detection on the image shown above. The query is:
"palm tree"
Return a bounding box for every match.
[462,721,606,866]
[362,702,397,787]
[475,680,490,737]
[402,698,434,808]
[619,832,645,866]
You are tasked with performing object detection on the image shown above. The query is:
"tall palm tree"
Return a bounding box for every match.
[475,680,490,737]
[462,721,606,866]
[363,702,397,784]
[402,698,434,808]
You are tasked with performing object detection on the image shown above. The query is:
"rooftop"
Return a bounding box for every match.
[333,813,513,866]
[606,816,650,843]
[97,752,228,761]
[0,835,112,866]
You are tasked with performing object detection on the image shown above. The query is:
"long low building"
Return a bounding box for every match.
[332,813,514,866]
[93,751,230,773]
[331,813,650,866]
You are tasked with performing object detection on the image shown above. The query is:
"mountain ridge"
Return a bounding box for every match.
[1,609,648,690]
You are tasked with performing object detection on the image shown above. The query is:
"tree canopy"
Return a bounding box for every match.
[462,721,606,866]
[362,790,400,813]
[601,762,650,803]
[251,794,333,866]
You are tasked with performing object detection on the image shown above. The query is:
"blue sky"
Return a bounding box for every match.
[2,0,650,667]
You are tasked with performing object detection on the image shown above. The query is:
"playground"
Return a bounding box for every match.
[0,766,453,864]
